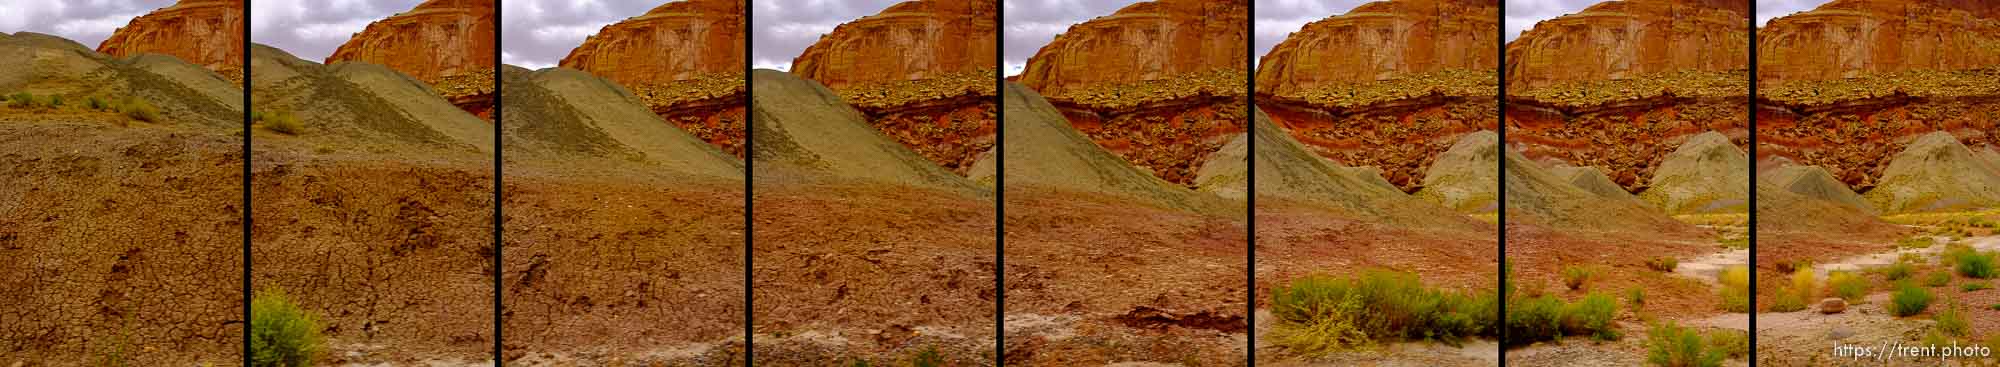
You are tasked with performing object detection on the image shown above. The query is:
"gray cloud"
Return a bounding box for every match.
[1757,0,1826,27]
[1253,0,1368,63]
[749,0,903,72]
[0,0,175,48]
[251,0,426,62]
[1001,0,1140,76]
[500,0,661,70]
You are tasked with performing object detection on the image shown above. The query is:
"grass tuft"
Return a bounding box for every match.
[1562,265,1597,291]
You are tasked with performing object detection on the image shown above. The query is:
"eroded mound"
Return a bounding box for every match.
[1418,130,1500,213]
[1865,131,2000,213]
[1763,164,1873,214]
[250,44,488,152]
[1232,107,1476,229]
[1640,131,1749,214]
[748,69,979,194]
[0,32,241,127]
[994,82,1226,214]
[500,65,740,179]
[1548,164,1640,203]
[1504,139,1691,233]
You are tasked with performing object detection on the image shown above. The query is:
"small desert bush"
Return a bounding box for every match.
[1717,266,1751,313]
[120,98,160,123]
[1954,251,1996,279]
[1561,265,1597,291]
[1828,271,1868,301]
[48,95,62,108]
[8,92,38,108]
[1900,236,1936,249]
[1564,292,1620,341]
[1269,271,1497,354]
[1706,329,1750,360]
[1882,261,1916,281]
[251,288,323,367]
[85,96,108,111]
[251,110,265,122]
[1790,266,1820,300]
[1646,257,1678,272]
[1506,295,1565,345]
[1963,282,1992,292]
[1769,290,1808,312]
[1889,282,1934,317]
[266,111,304,135]
[1775,259,1811,274]
[1627,287,1646,309]
[1645,322,1725,367]
[1936,302,1969,337]
[909,347,943,367]
[1925,271,1953,287]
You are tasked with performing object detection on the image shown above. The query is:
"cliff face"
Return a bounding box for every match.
[1253,0,1498,192]
[1759,0,2000,85]
[96,0,245,84]
[326,0,495,119]
[1013,0,1248,187]
[1015,0,1248,97]
[1504,0,1748,91]
[789,0,998,174]
[560,0,747,156]
[1756,0,2000,193]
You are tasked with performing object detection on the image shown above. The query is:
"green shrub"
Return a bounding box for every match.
[1563,292,1620,341]
[1790,267,1820,300]
[1562,265,1597,291]
[1627,287,1646,310]
[48,95,62,108]
[1882,261,1915,281]
[1717,266,1750,313]
[1936,302,1969,337]
[1925,271,1953,287]
[1889,282,1934,317]
[1901,236,1936,249]
[1955,251,1996,279]
[120,98,160,123]
[1646,257,1678,272]
[1506,295,1565,346]
[1768,289,1808,312]
[1646,322,1724,367]
[86,96,107,111]
[266,111,304,135]
[1965,282,1993,292]
[1828,272,1868,301]
[1706,329,1750,360]
[8,92,37,108]
[1269,271,1497,354]
[251,288,323,367]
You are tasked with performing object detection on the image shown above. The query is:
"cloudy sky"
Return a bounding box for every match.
[1504,0,1596,42]
[1253,0,1367,63]
[1001,0,1141,76]
[1758,0,1825,26]
[749,0,904,72]
[252,0,423,62]
[501,0,663,70]
[0,0,174,48]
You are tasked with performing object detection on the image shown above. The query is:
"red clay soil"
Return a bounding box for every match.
[250,141,493,364]
[0,116,242,365]
[655,98,746,158]
[1258,99,1496,192]
[1003,188,1247,366]
[1255,200,1498,292]
[1506,224,1723,320]
[498,166,745,364]
[751,182,996,364]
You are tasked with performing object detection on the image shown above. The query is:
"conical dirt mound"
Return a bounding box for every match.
[500,65,740,178]
[1505,140,1689,232]
[1757,182,1891,235]
[1865,131,2000,213]
[996,82,1221,212]
[1222,107,1474,228]
[749,69,979,193]
[1763,164,1873,214]
[1640,131,1748,214]
[1418,131,1501,213]
[249,43,489,152]
[1548,164,1642,203]
[0,32,241,127]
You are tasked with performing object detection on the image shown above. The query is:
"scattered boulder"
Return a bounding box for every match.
[1640,131,1749,214]
[1819,298,1846,314]
[1864,131,2000,213]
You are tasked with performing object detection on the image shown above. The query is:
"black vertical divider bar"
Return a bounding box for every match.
[743,3,756,365]
[1245,0,1258,364]
[492,0,505,364]
[241,1,253,366]
[1496,0,1509,364]
[994,0,1007,364]
[1746,0,1758,362]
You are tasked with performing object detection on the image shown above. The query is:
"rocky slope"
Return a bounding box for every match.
[788,0,996,174]
[1755,0,2000,200]
[1253,0,1497,192]
[1506,0,1750,195]
[325,0,495,119]
[1015,0,1248,187]
[560,0,746,156]
[96,0,244,84]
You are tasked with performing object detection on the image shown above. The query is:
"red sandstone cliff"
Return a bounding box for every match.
[1758,0,2000,85]
[326,0,495,119]
[1504,0,1748,91]
[561,0,747,156]
[97,0,245,83]
[788,0,997,174]
[1253,0,1498,192]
